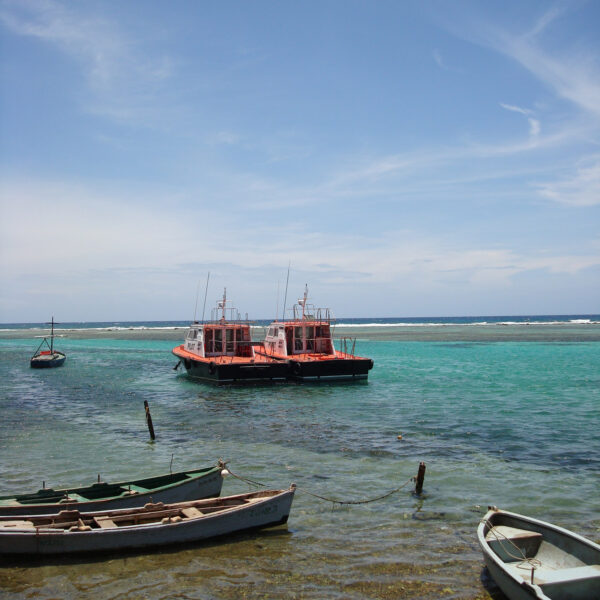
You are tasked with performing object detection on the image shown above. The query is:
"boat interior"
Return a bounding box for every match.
[3,472,197,506]
[485,517,600,599]
[0,494,273,532]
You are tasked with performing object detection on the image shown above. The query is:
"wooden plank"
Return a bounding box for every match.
[181,507,203,518]
[0,520,35,529]
[94,517,118,529]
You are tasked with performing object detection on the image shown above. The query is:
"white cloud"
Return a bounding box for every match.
[1,174,598,320]
[537,159,600,206]
[500,103,541,137]
[1,177,597,284]
[0,0,173,122]
[469,6,600,121]
[432,49,444,69]
[500,103,532,116]
[528,118,541,136]
[438,5,600,120]
[525,5,566,38]
[506,38,600,118]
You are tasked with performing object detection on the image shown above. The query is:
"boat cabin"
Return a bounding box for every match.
[264,288,335,357]
[264,321,334,356]
[183,290,254,359]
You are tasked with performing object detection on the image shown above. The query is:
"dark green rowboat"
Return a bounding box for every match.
[0,465,224,516]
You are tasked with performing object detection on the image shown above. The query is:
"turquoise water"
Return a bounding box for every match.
[0,327,599,599]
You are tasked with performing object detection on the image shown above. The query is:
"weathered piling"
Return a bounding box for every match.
[144,400,156,440]
[414,462,426,494]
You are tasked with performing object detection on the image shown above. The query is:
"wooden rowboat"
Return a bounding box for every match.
[0,465,223,516]
[478,506,600,600]
[0,486,296,556]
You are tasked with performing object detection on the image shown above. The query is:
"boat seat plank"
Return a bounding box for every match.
[504,562,600,593]
[485,525,543,542]
[101,508,188,524]
[0,520,35,529]
[120,485,148,496]
[57,493,88,504]
[181,507,203,518]
[486,525,543,561]
[535,564,600,585]
[94,517,118,529]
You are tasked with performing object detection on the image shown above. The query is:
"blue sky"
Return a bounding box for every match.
[1,0,599,321]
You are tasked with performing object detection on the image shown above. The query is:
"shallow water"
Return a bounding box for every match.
[0,324,599,599]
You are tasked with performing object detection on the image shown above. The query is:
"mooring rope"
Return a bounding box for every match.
[298,479,414,505]
[223,463,415,506]
[481,518,543,575]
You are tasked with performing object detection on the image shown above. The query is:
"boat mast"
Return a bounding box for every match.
[193,277,202,323]
[50,316,54,353]
[200,272,210,324]
[282,261,290,322]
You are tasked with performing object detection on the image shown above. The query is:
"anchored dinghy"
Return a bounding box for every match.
[478,506,600,600]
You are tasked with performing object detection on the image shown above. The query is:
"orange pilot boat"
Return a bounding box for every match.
[172,290,289,384]
[260,286,374,382]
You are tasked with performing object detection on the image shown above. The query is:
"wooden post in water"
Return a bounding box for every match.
[144,400,156,440]
[414,462,426,494]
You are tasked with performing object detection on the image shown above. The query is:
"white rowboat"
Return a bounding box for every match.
[0,486,295,556]
[477,506,600,600]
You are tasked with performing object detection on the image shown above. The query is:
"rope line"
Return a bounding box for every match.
[298,478,413,505]
[224,464,415,506]
[481,518,543,576]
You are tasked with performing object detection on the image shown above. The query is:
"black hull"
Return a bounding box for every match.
[177,355,373,384]
[289,358,373,381]
[30,354,66,369]
[180,358,290,384]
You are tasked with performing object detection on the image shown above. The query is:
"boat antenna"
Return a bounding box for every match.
[221,288,227,321]
[282,261,291,322]
[193,279,202,323]
[275,280,280,321]
[200,272,210,323]
[301,284,308,319]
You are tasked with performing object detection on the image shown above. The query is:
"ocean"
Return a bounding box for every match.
[0,316,599,599]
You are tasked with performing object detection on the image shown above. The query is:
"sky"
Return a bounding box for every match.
[1,0,599,321]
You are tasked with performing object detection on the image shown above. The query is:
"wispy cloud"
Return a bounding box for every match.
[528,118,541,136]
[505,38,600,118]
[432,48,463,73]
[0,0,172,122]
[2,173,598,319]
[525,4,566,38]
[536,158,600,206]
[475,6,600,119]
[500,103,541,137]
[3,176,596,285]
[500,103,533,116]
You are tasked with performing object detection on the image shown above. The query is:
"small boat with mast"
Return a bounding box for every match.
[30,317,66,369]
[261,286,374,381]
[172,289,289,384]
